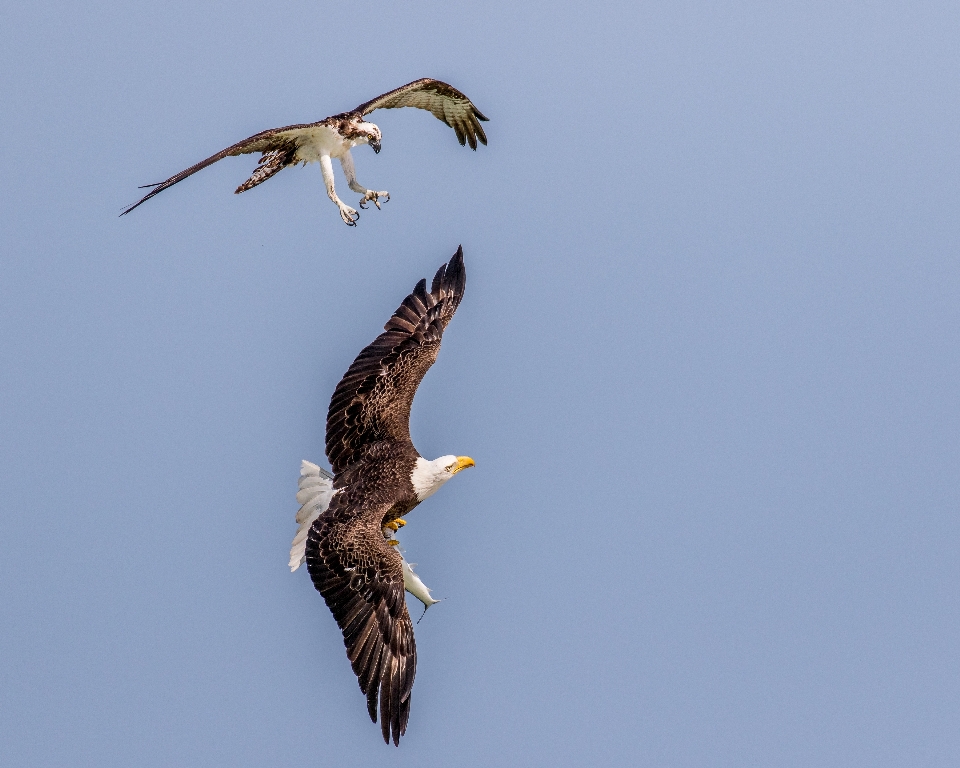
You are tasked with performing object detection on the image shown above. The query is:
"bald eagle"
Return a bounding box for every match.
[121,79,488,226]
[290,247,474,745]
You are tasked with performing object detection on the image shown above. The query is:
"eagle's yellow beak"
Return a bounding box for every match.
[451,456,475,474]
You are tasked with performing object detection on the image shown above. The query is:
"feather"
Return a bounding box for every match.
[289,461,335,570]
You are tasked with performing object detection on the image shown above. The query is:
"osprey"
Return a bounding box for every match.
[121,79,488,225]
[289,248,474,745]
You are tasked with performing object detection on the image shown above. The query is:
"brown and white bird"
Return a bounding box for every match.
[290,247,474,745]
[121,79,488,225]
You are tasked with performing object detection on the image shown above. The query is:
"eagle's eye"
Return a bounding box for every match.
[445,456,476,474]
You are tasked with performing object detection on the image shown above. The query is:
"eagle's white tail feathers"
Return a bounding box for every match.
[289,460,334,572]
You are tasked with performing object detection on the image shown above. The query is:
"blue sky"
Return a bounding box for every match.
[2,1,959,765]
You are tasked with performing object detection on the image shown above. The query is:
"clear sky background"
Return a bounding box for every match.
[2,1,959,766]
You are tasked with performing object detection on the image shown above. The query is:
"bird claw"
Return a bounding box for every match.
[359,190,389,210]
[338,204,359,226]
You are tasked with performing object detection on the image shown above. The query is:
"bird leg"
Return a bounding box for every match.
[382,517,408,547]
[320,155,359,226]
[339,151,389,210]
[358,189,390,210]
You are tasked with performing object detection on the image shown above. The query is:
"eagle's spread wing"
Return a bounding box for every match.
[354,79,489,150]
[325,247,466,475]
[119,123,317,215]
[305,485,415,746]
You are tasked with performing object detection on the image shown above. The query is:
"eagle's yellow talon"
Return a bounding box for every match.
[395,519,407,527]
[385,521,400,532]
[386,539,400,547]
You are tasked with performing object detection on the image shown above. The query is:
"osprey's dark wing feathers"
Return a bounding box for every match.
[119,123,317,215]
[325,247,466,475]
[305,481,416,746]
[354,79,489,150]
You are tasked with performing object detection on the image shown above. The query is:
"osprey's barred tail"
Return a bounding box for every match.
[290,460,334,571]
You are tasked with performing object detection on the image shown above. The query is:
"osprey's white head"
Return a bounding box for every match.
[410,455,475,502]
[358,122,382,154]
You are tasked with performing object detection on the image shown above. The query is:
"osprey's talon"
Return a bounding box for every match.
[359,190,389,210]
[338,205,359,226]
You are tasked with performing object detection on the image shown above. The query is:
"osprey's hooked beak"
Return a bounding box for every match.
[450,456,475,474]
[370,138,381,154]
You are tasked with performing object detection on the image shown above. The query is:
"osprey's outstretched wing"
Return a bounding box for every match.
[305,482,416,746]
[354,79,489,150]
[325,247,466,475]
[119,123,317,215]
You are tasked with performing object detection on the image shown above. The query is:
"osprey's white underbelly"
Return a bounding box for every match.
[289,125,357,163]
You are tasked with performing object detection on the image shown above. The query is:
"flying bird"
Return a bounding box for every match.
[121,79,488,225]
[289,247,474,745]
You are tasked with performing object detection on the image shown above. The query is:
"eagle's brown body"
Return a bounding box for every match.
[303,250,468,745]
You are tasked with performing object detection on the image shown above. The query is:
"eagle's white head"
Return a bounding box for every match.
[410,455,475,502]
